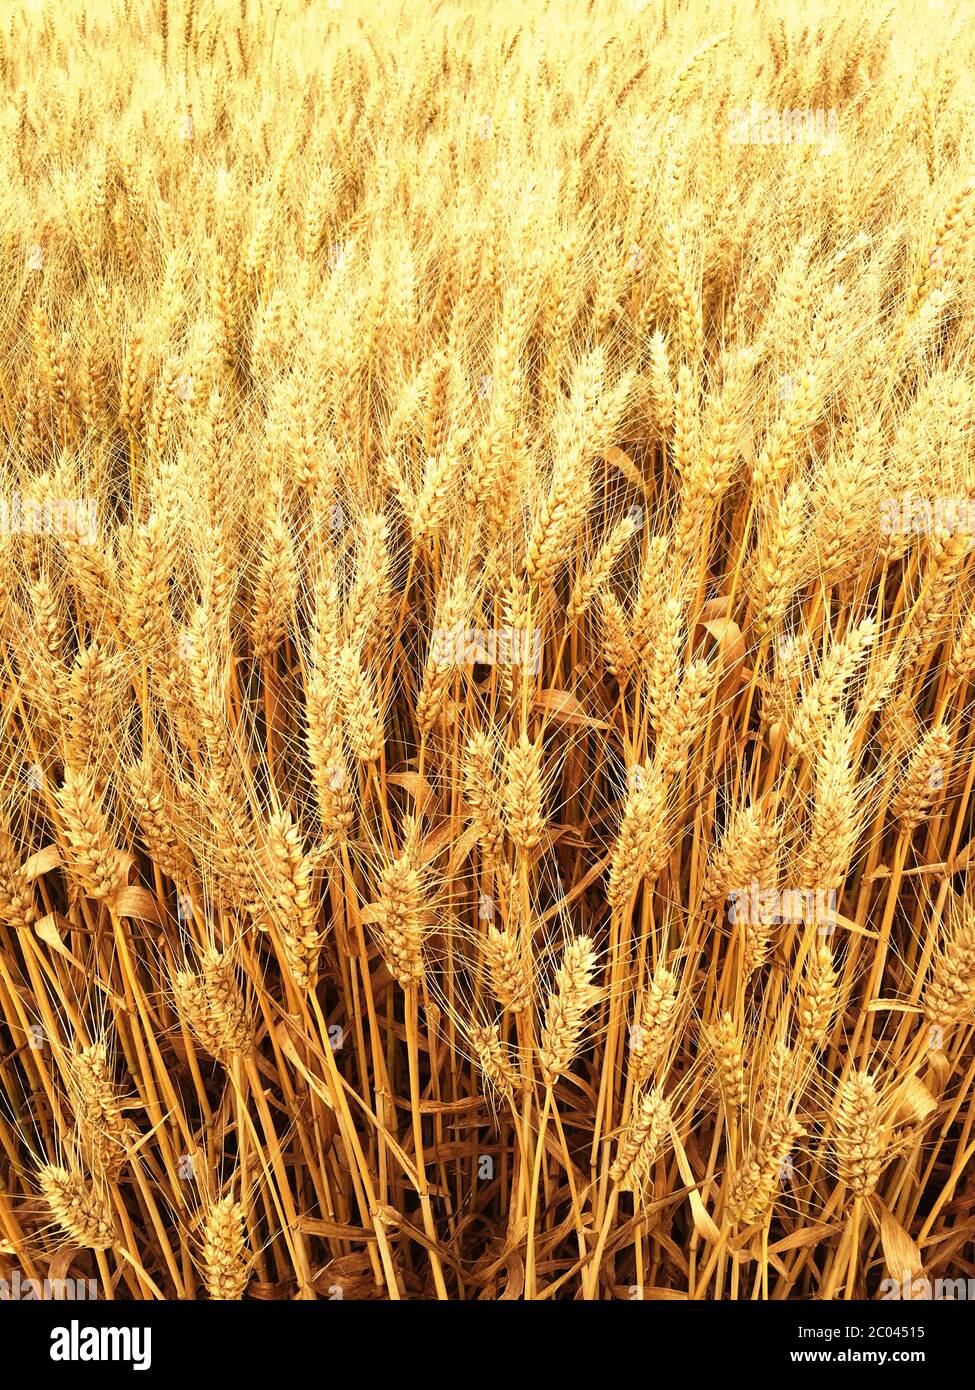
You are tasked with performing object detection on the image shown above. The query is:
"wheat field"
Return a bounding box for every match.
[1,0,974,1305]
